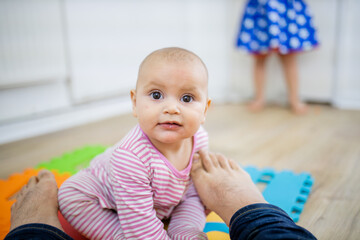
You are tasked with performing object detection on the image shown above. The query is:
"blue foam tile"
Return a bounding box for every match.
[296,194,308,203]
[261,170,314,222]
[203,222,229,234]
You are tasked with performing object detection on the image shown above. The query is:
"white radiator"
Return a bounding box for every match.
[0,0,67,88]
[0,0,70,122]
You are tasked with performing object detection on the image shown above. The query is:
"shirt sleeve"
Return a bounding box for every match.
[194,126,209,151]
[229,203,317,240]
[167,184,208,240]
[110,148,171,240]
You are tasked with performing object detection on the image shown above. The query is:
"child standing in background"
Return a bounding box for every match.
[58,47,211,239]
[236,0,318,114]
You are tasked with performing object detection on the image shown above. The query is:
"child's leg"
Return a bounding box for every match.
[58,172,122,239]
[278,53,307,114]
[248,54,269,112]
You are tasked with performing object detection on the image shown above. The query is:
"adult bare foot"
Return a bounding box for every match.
[191,150,266,226]
[10,169,63,231]
[247,99,265,112]
[291,101,308,115]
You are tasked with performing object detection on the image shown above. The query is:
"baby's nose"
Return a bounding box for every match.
[163,99,180,114]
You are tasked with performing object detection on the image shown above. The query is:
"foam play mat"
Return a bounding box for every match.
[0,146,314,239]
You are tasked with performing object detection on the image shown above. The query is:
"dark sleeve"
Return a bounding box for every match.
[4,223,74,240]
[229,203,317,240]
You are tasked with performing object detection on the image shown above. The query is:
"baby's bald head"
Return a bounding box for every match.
[137,47,208,88]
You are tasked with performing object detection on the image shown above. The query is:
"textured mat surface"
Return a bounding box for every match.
[1,146,314,239]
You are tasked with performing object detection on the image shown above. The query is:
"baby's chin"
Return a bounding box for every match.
[152,133,193,145]
[156,136,188,144]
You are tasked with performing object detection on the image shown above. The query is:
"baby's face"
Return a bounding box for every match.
[131,58,210,146]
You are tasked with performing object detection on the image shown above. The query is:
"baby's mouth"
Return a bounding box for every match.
[158,121,182,127]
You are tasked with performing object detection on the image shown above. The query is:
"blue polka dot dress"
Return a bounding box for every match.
[236,0,319,54]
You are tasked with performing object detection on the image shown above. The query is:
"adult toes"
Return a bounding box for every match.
[191,155,203,175]
[26,176,38,188]
[228,158,241,170]
[38,169,55,180]
[216,153,231,170]
[197,149,214,172]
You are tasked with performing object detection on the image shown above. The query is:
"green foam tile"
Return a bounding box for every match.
[36,145,107,175]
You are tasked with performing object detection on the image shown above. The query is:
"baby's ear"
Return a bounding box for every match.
[130,89,137,118]
[202,98,212,123]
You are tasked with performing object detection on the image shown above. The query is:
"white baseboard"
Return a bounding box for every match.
[0,97,132,145]
[333,98,360,110]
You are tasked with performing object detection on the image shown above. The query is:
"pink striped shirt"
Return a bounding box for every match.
[59,124,208,239]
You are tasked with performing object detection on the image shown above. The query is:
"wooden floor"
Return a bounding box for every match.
[1,103,360,239]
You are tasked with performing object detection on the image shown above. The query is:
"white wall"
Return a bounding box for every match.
[0,0,359,144]
[299,0,338,102]
[333,0,360,109]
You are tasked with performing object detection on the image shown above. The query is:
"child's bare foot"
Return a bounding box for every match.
[291,102,308,115]
[191,150,266,226]
[247,99,265,112]
[10,170,63,231]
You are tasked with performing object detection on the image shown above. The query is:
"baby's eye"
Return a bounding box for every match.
[181,95,193,103]
[150,91,163,100]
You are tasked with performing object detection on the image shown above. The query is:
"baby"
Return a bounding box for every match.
[58,47,212,239]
